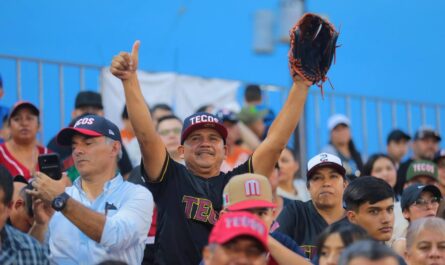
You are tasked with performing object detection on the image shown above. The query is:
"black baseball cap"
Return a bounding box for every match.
[9,101,40,120]
[57,115,121,146]
[401,183,442,211]
[414,127,441,142]
[181,112,227,144]
[387,129,411,144]
[75,91,103,109]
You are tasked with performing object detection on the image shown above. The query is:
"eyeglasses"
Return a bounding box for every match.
[158,128,181,136]
[413,197,441,209]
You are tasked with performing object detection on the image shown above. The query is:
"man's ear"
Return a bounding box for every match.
[178,145,185,158]
[402,209,411,221]
[346,210,357,223]
[14,198,24,210]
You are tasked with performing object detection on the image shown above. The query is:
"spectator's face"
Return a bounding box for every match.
[387,139,409,162]
[245,208,274,232]
[437,158,445,188]
[330,124,350,146]
[203,237,267,265]
[403,191,440,222]
[278,149,299,184]
[0,189,10,231]
[152,109,173,125]
[347,198,394,241]
[223,121,240,147]
[348,257,398,265]
[181,128,227,176]
[71,135,118,179]
[405,228,445,265]
[308,167,346,210]
[371,157,397,188]
[157,119,182,156]
[413,138,439,160]
[319,232,344,265]
[9,108,39,144]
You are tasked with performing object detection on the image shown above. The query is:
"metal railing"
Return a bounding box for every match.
[1,54,444,167]
[0,54,102,143]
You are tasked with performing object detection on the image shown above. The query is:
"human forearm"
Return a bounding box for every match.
[268,236,312,265]
[61,198,106,243]
[29,223,48,243]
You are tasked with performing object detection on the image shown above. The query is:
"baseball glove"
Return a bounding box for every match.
[289,13,339,92]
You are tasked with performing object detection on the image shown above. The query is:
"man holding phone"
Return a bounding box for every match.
[28,115,154,265]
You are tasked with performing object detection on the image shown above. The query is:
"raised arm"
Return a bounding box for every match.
[252,79,311,177]
[110,41,167,181]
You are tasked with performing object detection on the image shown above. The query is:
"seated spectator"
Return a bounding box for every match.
[338,240,399,265]
[0,163,49,264]
[237,106,267,140]
[277,147,310,202]
[216,109,252,173]
[404,217,445,265]
[47,91,104,161]
[244,84,276,134]
[404,160,438,187]
[150,103,173,127]
[344,176,395,242]
[221,173,311,265]
[0,102,51,180]
[314,222,369,265]
[28,115,153,264]
[322,114,363,177]
[277,153,349,259]
[202,211,269,265]
[392,184,442,255]
[386,129,411,169]
[396,127,440,197]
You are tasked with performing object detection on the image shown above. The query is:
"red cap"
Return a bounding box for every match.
[209,211,268,251]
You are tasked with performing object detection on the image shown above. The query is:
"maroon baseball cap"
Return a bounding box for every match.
[57,115,121,146]
[209,211,268,251]
[181,112,228,144]
[9,101,40,120]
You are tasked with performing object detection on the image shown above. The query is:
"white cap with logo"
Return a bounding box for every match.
[307,153,346,179]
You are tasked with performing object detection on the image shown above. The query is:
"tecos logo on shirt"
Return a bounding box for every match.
[74,117,95,128]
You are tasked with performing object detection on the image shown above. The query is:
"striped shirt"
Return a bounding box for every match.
[0,143,50,180]
[0,224,50,265]
[48,173,153,265]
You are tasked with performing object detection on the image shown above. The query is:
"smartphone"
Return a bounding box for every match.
[38,153,62,180]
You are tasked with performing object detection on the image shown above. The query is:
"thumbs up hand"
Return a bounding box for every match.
[111,40,140,80]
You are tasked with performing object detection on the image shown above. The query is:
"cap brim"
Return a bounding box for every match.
[215,229,268,252]
[181,122,228,144]
[422,185,442,199]
[226,200,276,211]
[56,127,102,146]
[307,162,346,179]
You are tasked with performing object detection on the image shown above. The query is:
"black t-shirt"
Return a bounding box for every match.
[395,158,413,196]
[143,156,253,265]
[276,200,348,260]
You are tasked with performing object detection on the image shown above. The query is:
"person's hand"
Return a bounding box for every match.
[293,74,313,89]
[27,171,66,204]
[110,40,140,80]
[32,198,54,225]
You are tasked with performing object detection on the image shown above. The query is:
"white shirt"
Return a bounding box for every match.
[48,174,153,265]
